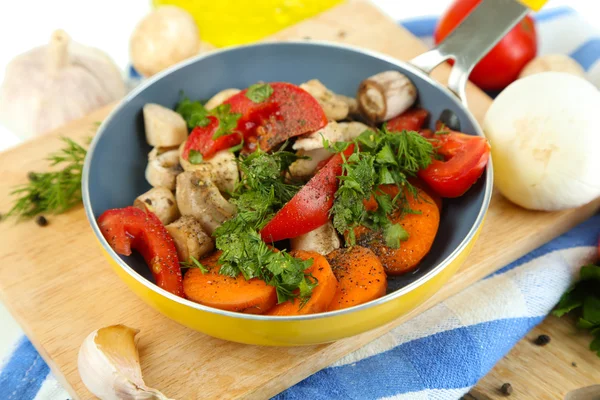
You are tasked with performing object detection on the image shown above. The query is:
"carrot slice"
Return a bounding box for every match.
[354,187,440,275]
[183,252,277,314]
[326,246,387,311]
[408,178,442,211]
[363,183,441,213]
[266,250,338,316]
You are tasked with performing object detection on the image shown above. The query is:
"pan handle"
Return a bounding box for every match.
[409,0,529,106]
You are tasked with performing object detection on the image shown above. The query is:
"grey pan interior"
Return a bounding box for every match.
[85,42,489,303]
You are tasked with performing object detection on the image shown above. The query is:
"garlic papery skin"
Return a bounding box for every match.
[483,72,600,211]
[78,325,173,400]
[0,30,126,140]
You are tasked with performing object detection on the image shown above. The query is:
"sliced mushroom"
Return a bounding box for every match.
[133,187,179,225]
[166,216,214,262]
[338,121,371,141]
[290,222,341,255]
[145,147,182,190]
[143,103,188,147]
[292,121,343,151]
[178,143,239,194]
[289,148,333,179]
[358,71,417,123]
[300,79,349,121]
[204,88,241,110]
[175,171,236,235]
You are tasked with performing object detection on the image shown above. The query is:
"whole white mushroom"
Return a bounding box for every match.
[483,72,600,211]
[130,6,201,77]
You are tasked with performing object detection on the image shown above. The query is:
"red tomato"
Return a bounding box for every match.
[260,144,355,242]
[434,0,537,90]
[98,206,183,297]
[225,82,327,153]
[182,116,242,160]
[419,129,434,139]
[418,132,490,198]
[386,108,429,132]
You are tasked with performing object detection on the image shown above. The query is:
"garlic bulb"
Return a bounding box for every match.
[0,30,125,140]
[78,324,173,400]
[483,72,600,211]
[130,6,201,77]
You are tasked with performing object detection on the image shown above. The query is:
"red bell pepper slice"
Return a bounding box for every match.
[260,144,355,242]
[225,82,327,153]
[386,108,429,132]
[97,206,184,297]
[418,131,490,198]
[182,116,242,160]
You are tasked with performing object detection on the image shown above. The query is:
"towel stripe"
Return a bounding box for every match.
[400,6,576,39]
[0,337,50,400]
[274,316,544,400]
[570,38,600,70]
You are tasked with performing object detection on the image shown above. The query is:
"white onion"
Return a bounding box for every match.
[483,72,600,211]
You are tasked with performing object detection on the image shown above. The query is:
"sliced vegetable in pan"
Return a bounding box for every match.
[95,74,490,315]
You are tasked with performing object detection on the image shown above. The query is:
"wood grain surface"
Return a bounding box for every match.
[0,1,598,399]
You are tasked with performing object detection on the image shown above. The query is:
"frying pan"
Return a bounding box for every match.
[83,0,531,345]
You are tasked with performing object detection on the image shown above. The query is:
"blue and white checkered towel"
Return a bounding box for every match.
[1,6,599,400]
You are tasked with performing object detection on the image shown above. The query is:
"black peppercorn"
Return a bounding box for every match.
[35,215,48,227]
[500,383,513,396]
[534,334,551,346]
[572,361,577,367]
[27,171,38,181]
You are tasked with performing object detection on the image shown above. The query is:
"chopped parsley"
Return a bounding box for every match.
[210,104,242,139]
[175,97,241,140]
[553,263,600,357]
[328,126,434,248]
[188,150,203,164]
[212,146,317,303]
[245,83,274,103]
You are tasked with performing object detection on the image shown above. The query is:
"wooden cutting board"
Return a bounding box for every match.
[0,1,598,399]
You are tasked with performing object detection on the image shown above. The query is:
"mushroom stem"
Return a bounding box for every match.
[357,71,417,123]
[48,30,70,74]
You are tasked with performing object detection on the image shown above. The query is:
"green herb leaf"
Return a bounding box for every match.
[553,263,600,358]
[246,83,274,103]
[384,223,409,248]
[176,97,241,140]
[582,296,600,325]
[211,148,313,303]
[210,104,242,139]
[180,256,208,274]
[330,127,434,246]
[188,150,204,164]
[176,98,210,129]
[581,264,600,281]
[376,144,398,166]
[6,137,88,219]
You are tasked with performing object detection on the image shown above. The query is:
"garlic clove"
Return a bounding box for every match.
[78,324,173,400]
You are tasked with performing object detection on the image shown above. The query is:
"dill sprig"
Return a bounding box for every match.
[212,146,317,304]
[180,256,208,274]
[6,137,88,219]
[329,126,434,248]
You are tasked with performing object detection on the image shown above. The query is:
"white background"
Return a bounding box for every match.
[0,0,596,371]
